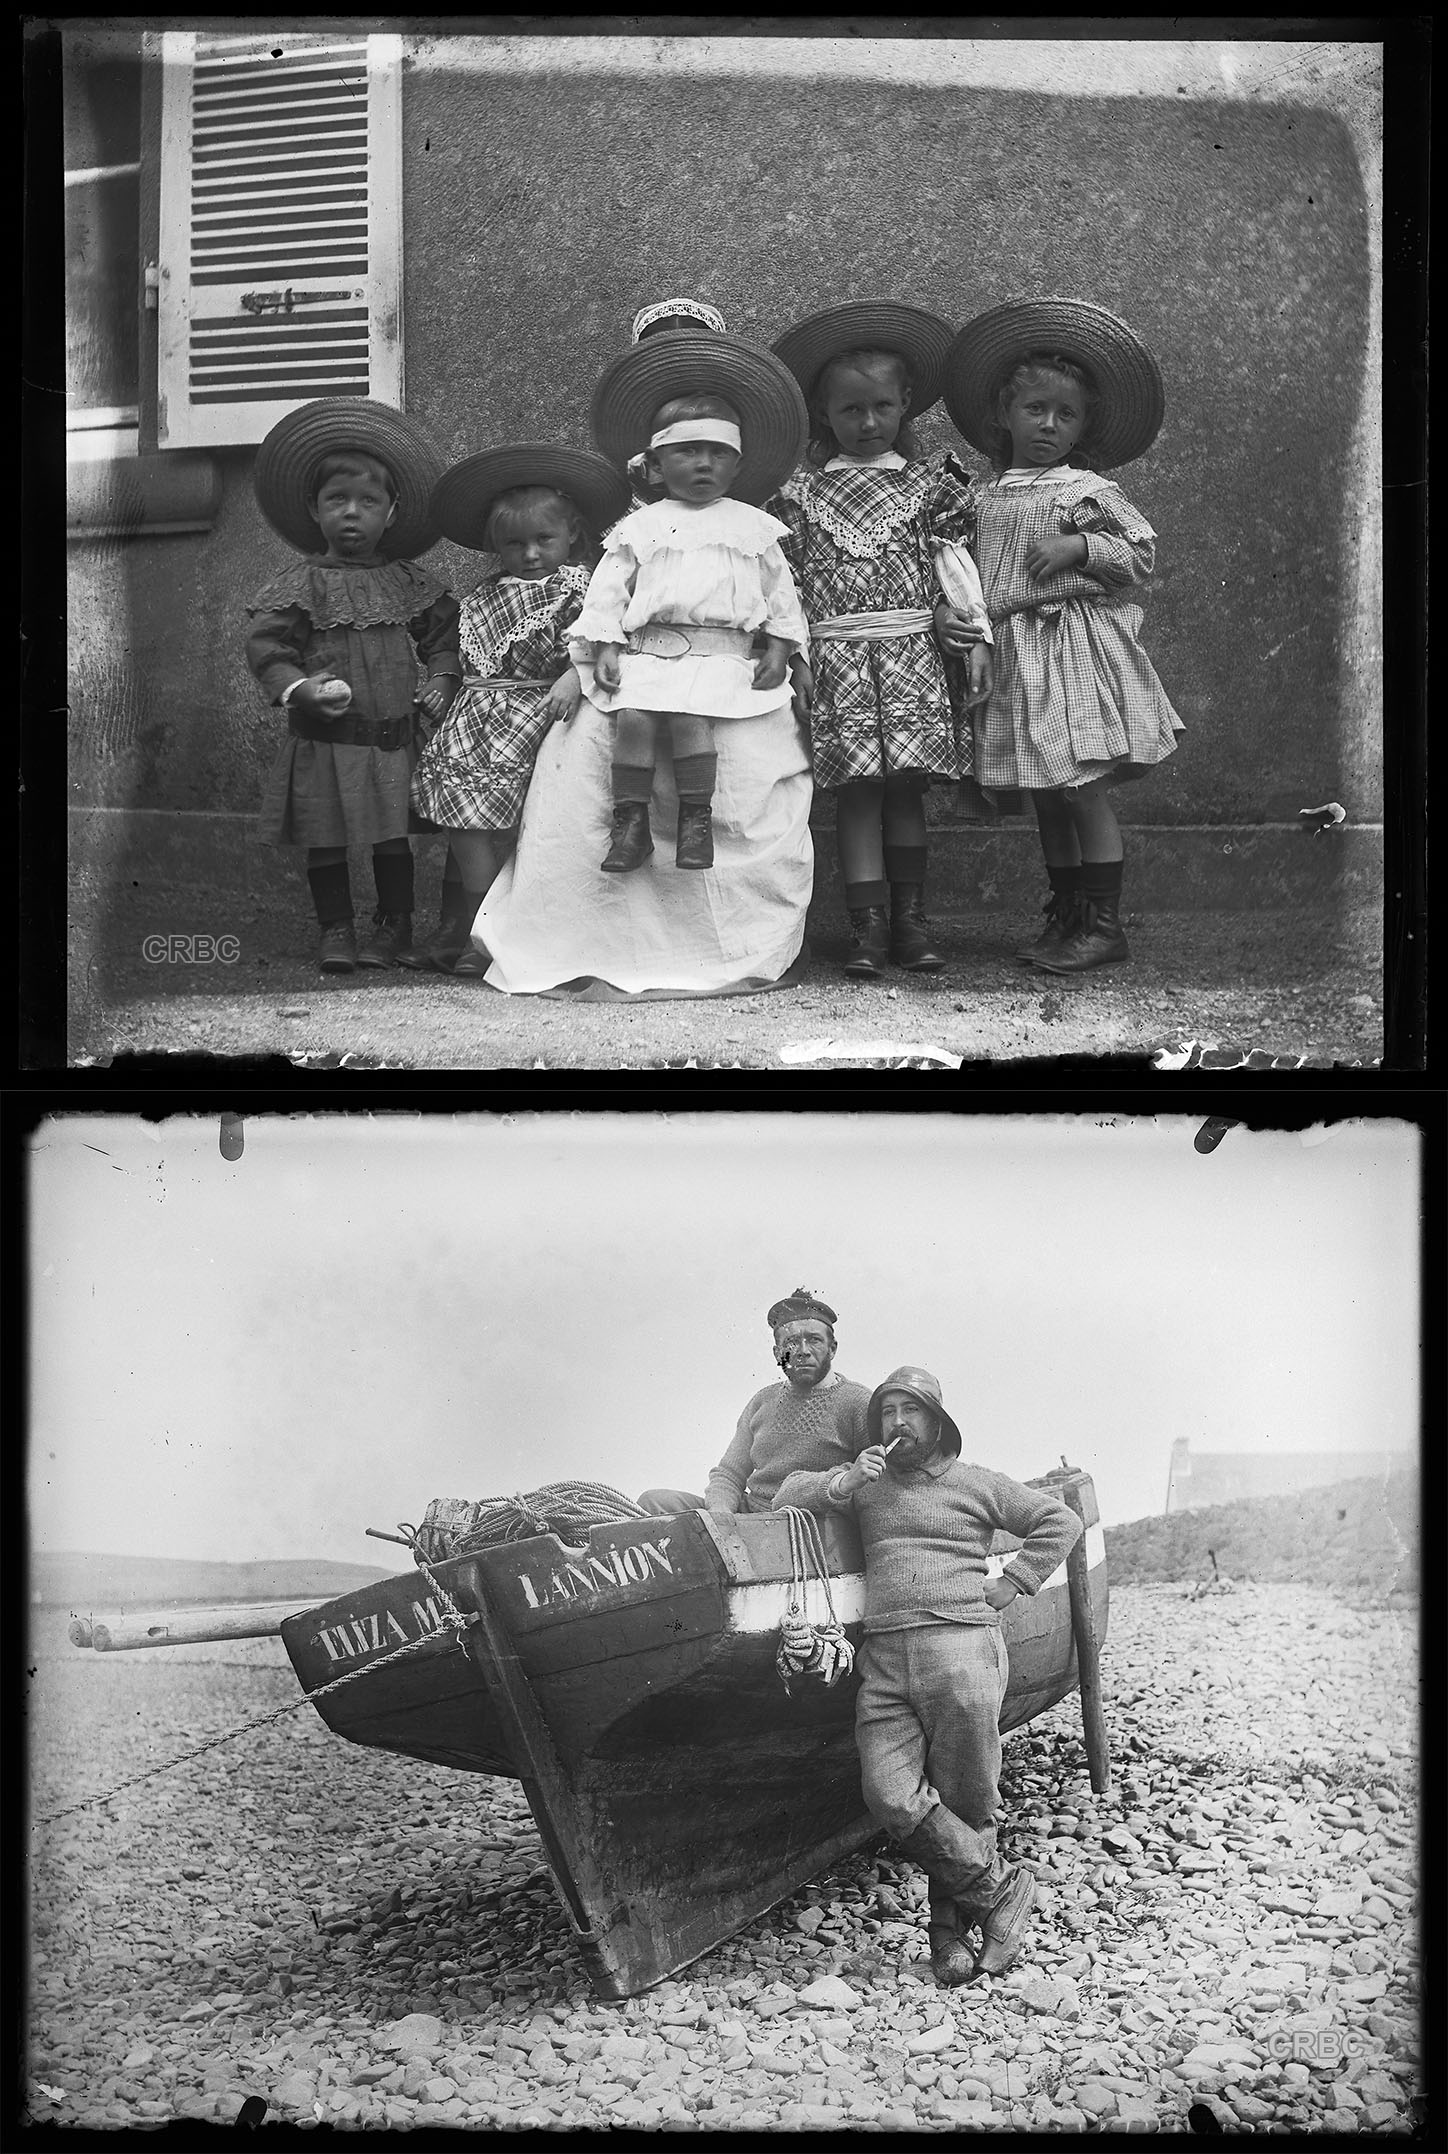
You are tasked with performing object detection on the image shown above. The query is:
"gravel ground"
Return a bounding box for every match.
[26,1584,1419,2133]
[67,911,1383,1071]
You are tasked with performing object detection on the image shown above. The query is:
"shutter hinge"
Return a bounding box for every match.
[144,262,160,312]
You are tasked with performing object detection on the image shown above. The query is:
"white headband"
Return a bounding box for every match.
[648,420,742,452]
[631,298,727,341]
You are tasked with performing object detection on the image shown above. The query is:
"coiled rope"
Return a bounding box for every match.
[409,1482,648,1564]
[775,1505,855,1695]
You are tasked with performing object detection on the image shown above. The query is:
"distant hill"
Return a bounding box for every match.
[1105,1468,1418,1599]
[30,1549,397,1611]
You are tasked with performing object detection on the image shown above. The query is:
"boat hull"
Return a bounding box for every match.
[281,1470,1106,1995]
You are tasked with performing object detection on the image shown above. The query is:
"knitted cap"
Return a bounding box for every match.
[768,1287,838,1332]
[867,1366,962,1458]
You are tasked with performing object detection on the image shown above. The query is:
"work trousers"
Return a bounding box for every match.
[855,1621,1009,1845]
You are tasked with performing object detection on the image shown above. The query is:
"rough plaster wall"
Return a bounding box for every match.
[68,37,1380,833]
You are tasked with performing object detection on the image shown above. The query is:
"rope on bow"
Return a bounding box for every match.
[775,1505,855,1696]
[411,1484,648,1563]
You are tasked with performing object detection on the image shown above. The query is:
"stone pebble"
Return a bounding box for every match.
[27,1583,1419,2130]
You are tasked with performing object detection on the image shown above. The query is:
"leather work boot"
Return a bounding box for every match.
[356,911,413,968]
[843,906,890,978]
[396,911,472,972]
[675,801,714,870]
[973,1864,1036,1976]
[1015,888,1081,964]
[889,884,945,971]
[1031,891,1130,975]
[317,919,357,973]
[601,801,654,873]
[927,1882,977,1987]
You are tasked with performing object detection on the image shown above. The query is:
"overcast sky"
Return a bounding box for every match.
[27,1113,1418,1568]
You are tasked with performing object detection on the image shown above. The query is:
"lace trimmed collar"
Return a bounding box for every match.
[610,496,790,560]
[246,554,450,629]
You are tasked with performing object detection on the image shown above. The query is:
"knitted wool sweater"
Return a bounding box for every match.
[810,1453,1081,1633]
[706,1371,872,1514]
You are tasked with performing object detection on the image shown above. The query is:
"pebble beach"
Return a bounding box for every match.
[27,1582,1420,2133]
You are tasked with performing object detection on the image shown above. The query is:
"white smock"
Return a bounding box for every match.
[472,690,814,998]
[570,496,809,720]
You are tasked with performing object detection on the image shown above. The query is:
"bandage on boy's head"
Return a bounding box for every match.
[989,350,1099,470]
[307,450,400,505]
[648,392,743,443]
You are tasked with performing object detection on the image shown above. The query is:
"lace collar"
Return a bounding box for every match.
[246,555,450,629]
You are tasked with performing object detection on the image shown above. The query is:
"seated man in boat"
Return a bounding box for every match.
[637,1288,872,1515]
[775,1366,1081,1989]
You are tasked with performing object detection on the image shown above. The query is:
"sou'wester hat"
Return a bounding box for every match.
[767,1287,838,1332]
[943,298,1165,470]
[590,331,809,506]
[431,445,632,551]
[253,397,446,561]
[867,1365,962,1458]
[772,300,957,418]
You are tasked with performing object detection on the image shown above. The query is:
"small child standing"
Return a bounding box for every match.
[403,446,631,973]
[769,302,994,977]
[943,299,1184,973]
[578,333,811,872]
[245,399,461,974]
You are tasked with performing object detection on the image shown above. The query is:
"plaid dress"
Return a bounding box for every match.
[770,454,978,789]
[973,469,1184,792]
[410,567,590,832]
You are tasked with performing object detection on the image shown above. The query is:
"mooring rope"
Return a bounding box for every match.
[409,1483,647,1563]
[775,1505,855,1696]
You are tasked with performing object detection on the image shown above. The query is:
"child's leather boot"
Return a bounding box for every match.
[889,884,945,970]
[356,911,414,967]
[843,907,890,977]
[601,802,654,873]
[675,801,714,869]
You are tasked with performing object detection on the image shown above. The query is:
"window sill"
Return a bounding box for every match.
[66,451,221,539]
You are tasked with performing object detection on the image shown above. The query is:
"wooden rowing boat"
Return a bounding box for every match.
[71,1467,1108,1997]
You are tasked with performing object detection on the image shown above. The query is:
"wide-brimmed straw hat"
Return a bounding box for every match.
[943,298,1165,469]
[253,397,446,559]
[590,331,809,506]
[431,445,632,550]
[772,301,957,417]
[867,1365,962,1459]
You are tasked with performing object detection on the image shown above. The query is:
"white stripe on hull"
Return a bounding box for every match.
[724,1522,1105,1636]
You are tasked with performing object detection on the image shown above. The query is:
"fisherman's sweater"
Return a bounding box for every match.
[706,1370,872,1514]
[827,1454,1081,1633]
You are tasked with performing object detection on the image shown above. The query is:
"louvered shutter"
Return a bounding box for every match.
[156,30,402,448]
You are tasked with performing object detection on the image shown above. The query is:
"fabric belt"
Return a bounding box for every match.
[288,707,415,750]
[625,621,757,660]
[809,608,936,642]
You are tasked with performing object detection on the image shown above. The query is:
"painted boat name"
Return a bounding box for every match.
[518,1537,675,1610]
[311,1597,449,1664]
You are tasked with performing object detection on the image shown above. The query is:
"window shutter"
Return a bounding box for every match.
[157,30,402,449]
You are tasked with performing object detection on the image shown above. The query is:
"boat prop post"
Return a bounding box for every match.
[68,1601,318,1651]
[1058,1459,1111,1794]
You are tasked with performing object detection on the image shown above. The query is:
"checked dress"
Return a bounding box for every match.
[410,566,591,833]
[972,468,1184,792]
[769,452,981,789]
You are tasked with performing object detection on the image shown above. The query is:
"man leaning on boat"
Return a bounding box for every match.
[637,1288,871,1516]
[776,1366,1082,1989]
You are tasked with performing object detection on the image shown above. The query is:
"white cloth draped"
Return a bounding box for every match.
[473,692,814,997]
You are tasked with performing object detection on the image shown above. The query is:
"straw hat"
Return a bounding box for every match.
[252,397,446,559]
[771,301,957,417]
[431,445,632,550]
[943,299,1165,469]
[590,331,809,506]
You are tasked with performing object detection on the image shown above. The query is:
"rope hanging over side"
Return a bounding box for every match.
[410,1482,648,1564]
[776,1505,855,1696]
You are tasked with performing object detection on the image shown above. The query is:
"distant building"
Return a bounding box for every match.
[1164,1438,1404,1515]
